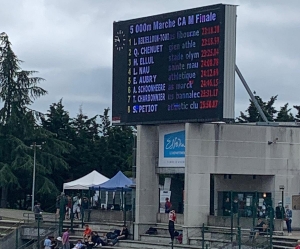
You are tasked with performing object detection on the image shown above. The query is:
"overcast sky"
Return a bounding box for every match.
[1,0,299,120]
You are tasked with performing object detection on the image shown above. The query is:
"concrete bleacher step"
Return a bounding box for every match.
[0,219,25,226]
[69,227,111,236]
[273,245,295,249]
[117,240,203,249]
[189,236,231,246]
[62,221,125,231]
[140,234,174,244]
[272,236,298,249]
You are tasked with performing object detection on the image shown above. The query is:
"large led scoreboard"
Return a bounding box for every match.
[112,4,236,125]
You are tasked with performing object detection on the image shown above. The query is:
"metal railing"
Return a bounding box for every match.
[199,223,271,249]
[0,219,24,238]
[20,213,59,249]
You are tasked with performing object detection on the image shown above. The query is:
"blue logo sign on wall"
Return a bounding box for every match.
[164,130,185,158]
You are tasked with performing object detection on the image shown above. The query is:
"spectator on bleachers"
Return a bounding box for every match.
[50,236,57,249]
[44,236,52,249]
[72,239,84,249]
[73,196,81,220]
[55,236,63,249]
[109,225,129,246]
[65,196,72,220]
[83,224,92,242]
[91,231,107,246]
[62,228,70,249]
[34,202,43,221]
[165,198,172,213]
[168,210,176,244]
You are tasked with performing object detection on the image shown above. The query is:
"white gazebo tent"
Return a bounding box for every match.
[63,170,109,190]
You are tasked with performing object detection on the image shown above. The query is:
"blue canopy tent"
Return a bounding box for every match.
[92,171,133,191]
[90,171,134,212]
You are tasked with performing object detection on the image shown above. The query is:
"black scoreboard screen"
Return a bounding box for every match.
[112,4,236,125]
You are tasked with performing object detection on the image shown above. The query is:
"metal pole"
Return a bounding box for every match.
[281,189,284,220]
[132,197,135,239]
[237,208,240,227]
[59,195,65,235]
[230,191,233,242]
[238,226,241,249]
[270,205,274,249]
[201,223,205,249]
[37,216,40,249]
[124,195,127,226]
[252,193,257,228]
[31,143,36,211]
[235,65,269,122]
[70,195,74,232]
[15,228,18,249]
[98,187,101,208]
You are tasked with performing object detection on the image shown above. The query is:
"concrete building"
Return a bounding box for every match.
[134,122,300,242]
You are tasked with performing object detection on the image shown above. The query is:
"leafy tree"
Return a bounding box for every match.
[0,32,47,207]
[294,105,300,120]
[0,33,71,209]
[237,94,278,122]
[40,99,75,196]
[100,107,111,136]
[67,107,101,180]
[276,103,294,122]
[100,124,134,177]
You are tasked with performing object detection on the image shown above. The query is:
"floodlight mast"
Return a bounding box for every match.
[31,142,42,211]
[235,65,269,123]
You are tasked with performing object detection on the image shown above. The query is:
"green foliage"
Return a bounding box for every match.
[0,33,72,209]
[276,103,294,122]
[294,105,300,119]
[237,94,278,122]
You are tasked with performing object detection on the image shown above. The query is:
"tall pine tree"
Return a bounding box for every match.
[0,32,47,207]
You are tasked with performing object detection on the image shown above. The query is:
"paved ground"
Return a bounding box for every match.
[0,208,33,220]
[0,208,54,220]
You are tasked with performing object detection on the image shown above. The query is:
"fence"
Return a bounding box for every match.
[18,212,59,249]
[202,192,277,249]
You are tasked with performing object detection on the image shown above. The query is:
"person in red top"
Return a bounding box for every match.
[165,197,172,213]
[295,240,300,249]
[168,209,176,244]
[83,224,92,242]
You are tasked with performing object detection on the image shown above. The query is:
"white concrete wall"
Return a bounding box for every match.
[135,123,300,242]
[184,123,300,227]
[134,125,159,239]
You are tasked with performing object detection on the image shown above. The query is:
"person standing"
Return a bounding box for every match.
[165,197,172,213]
[44,236,52,249]
[223,197,231,216]
[50,236,57,249]
[56,195,61,217]
[168,209,176,244]
[62,228,70,249]
[73,196,81,220]
[232,197,239,215]
[33,202,43,221]
[275,201,284,219]
[285,205,292,235]
[81,197,89,221]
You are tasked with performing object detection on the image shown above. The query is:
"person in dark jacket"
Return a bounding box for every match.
[34,202,43,221]
[275,201,284,219]
[110,226,129,246]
